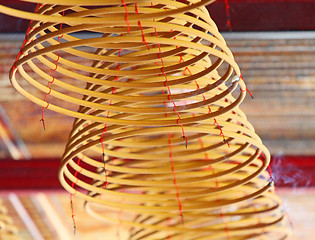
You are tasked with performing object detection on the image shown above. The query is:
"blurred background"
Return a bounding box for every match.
[0,0,314,239]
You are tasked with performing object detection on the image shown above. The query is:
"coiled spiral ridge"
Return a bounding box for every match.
[1,1,290,239]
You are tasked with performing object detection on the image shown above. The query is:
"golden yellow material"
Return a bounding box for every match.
[1,1,290,239]
[0,200,21,240]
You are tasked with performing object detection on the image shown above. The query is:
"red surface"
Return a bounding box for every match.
[0,159,61,189]
[271,155,315,188]
[0,156,314,189]
[208,0,315,31]
[0,1,315,32]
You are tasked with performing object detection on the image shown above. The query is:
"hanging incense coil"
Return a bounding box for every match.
[1,0,290,239]
[0,200,21,240]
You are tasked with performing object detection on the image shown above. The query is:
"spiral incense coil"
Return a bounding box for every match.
[3,0,244,126]
[1,0,290,239]
[0,200,21,240]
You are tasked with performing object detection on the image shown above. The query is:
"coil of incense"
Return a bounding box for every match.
[0,1,291,239]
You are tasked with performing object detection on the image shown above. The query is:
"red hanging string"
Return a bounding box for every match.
[240,74,254,99]
[40,9,65,130]
[268,165,274,182]
[150,23,188,148]
[149,5,186,222]
[220,208,231,240]
[223,2,254,101]
[168,132,184,224]
[135,4,150,50]
[122,0,130,33]
[12,4,42,77]
[224,0,232,31]
[259,152,274,183]
[70,157,82,234]
[180,52,229,147]
[99,48,122,188]
[198,137,230,239]
[212,170,230,238]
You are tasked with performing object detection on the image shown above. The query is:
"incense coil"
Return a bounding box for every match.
[3,0,244,126]
[60,116,290,239]
[0,0,290,239]
[0,200,21,240]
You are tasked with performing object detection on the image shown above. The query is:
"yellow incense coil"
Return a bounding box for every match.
[0,1,290,239]
[60,119,290,239]
[3,0,244,125]
[0,200,21,240]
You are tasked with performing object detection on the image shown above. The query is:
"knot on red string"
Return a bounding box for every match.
[180,135,188,149]
[39,118,46,130]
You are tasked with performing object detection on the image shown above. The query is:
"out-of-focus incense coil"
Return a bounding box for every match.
[0,200,21,240]
[0,0,290,239]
